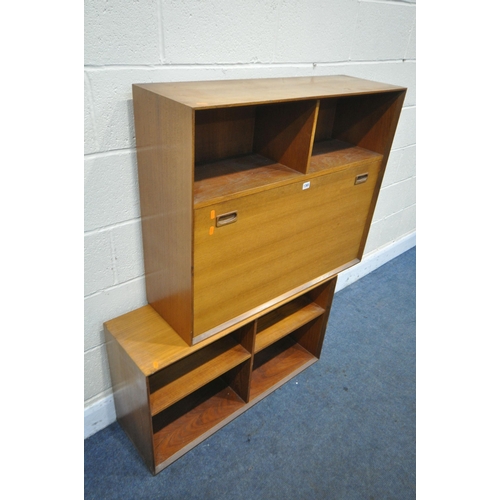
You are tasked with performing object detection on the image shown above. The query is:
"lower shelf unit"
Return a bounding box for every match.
[104,276,337,475]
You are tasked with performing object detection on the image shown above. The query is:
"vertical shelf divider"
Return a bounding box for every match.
[293,276,337,358]
[225,322,256,403]
[253,99,319,174]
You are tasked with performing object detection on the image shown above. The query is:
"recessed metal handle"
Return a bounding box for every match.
[354,173,369,185]
[216,211,238,227]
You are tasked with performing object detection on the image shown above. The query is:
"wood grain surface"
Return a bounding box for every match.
[133,76,405,109]
[193,159,382,338]
[132,86,194,344]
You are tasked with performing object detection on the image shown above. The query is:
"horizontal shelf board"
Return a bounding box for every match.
[255,297,325,353]
[149,336,251,416]
[250,336,317,401]
[153,378,245,466]
[194,153,302,207]
[309,139,383,175]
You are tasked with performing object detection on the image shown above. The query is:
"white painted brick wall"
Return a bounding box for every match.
[84,0,416,437]
[85,0,160,65]
[84,151,140,231]
[350,1,415,60]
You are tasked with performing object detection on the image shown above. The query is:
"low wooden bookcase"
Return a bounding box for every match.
[105,277,336,474]
[104,75,406,475]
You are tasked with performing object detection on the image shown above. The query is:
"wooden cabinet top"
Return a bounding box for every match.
[133,75,406,109]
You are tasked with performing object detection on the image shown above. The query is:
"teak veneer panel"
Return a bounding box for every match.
[134,75,405,109]
[104,329,155,472]
[193,159,382,338]
[132,86,194,345]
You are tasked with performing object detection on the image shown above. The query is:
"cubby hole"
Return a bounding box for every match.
[250,319,323,402]
[193,100,317,206]
[254,295,325,354]
[152,375,247,466]
[148,328,252,417]
[249,279,335,402]
[150,321,255,468]
[309,92,402,174]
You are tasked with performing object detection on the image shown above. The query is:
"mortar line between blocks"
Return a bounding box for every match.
[83,275,146,301]
[84,148,136,160]
[84,217,142,237]
[109,229,118,285]
[157,0,165,64]
[360,0,415,6]
[83,59,415,71]
[84,71,98,150]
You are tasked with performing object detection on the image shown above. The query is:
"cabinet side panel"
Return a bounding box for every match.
[132,86,194,344]
[104,327,154,473]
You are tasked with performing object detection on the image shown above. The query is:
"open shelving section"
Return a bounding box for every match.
[105,75,406,475]
[105,276,337,474]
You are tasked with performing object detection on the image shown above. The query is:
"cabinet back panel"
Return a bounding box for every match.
[332,91,405,154]
[192,160,382,338]
[314,98,337,142]
[195,107,256,164]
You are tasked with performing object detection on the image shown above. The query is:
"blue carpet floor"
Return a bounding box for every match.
[85,246,416,500]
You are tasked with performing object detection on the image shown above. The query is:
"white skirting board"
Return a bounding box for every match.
[84,393,116,439]
[336,232,416,292]
[84,231,416,439]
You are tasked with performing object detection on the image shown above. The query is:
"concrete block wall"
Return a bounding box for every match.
[84,0,416,438]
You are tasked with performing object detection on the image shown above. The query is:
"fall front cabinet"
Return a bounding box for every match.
[104,76,406,474]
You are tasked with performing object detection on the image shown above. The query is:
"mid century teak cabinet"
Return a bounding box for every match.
[104,75,406,475]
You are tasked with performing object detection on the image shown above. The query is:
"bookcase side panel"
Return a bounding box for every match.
[104,328,155,473]
[132,86,194,344]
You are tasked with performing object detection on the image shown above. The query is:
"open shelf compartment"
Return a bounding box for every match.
[250,278,336,401]
[193,100,317,206]
[149,333,251,416]
[250,335,317,402]
[309,138,383,174]
[309,92,403,175]
[152,377,246,470]
[255,295,325,354]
